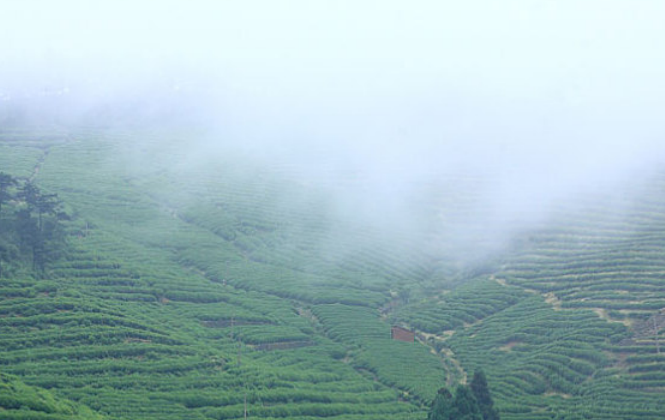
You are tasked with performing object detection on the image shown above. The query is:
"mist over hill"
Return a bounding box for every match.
[2,2,665,420]
[3,1,665,230]
[2,120,665,420]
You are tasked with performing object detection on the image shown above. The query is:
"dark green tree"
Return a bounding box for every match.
[0,172,19,277]
[428,387,453,420]
[0,175,68,276]
[470,370,499,420]
[0,172,17,215]
[0,238,19,278]
[34,192,61,231]
[429,383,493,420]
[18,181,39,210]
[16,181,65,272]
[450,385,482,420]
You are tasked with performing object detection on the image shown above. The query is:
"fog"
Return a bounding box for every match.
[2,0,665,258]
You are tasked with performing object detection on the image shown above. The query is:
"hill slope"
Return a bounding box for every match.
[1,126,664,420]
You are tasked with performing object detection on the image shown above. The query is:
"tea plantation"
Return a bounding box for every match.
[1,126,664,419]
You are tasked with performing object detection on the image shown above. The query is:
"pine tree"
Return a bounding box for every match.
[470,370,499,420]
[0,172,17,214]
[450,385,482,420]
[16,181,65,273]
[428,388,453,420]
[0,172,18,277]
[429,371,500,420]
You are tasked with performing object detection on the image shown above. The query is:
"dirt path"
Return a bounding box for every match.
[29,149,49,182]
[28,132,74,182]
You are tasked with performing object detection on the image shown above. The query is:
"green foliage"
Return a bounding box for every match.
[428,384,485,420]
[313,303,446,401]
[0,130,433,420]
[471,370,499,420]
[3,128,665,420]
[0,173,67,275]
[0,372,104,419]
[451,385,482,420]
[0,171,18,214]
[428,388,453,420]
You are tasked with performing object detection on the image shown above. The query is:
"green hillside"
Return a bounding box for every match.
[1,126,664,420]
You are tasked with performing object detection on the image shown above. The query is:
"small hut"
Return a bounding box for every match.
[391,326,415,342]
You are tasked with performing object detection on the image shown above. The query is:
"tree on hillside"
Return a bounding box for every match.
[18,181,40,211]
[0,174,68,276]
[450,385,482,420]
[428,385,485,420]
[428,387,453,420]
[428,374,499,420]
[470,370,499,420]
[16,181,66,272]
[0,172,19,277]
[0,238,19,278]
[0,172,17,215]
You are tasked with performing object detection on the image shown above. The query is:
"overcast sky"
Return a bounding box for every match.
[2,0,665,231]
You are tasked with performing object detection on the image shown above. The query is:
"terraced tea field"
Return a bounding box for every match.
[395,178,665,419]
[1,126,664,419]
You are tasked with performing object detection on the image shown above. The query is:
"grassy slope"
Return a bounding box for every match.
[0,372,104,420]
[395,180,665,419]
[1,128,443,420]
[1,127,664,420]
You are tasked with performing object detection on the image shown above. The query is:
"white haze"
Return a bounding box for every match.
[2,0,665,254]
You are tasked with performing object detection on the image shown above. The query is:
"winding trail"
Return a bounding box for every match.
[29,149,49,182]
[28,132,74,182]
